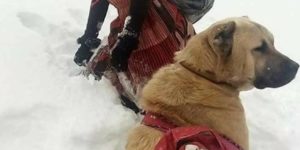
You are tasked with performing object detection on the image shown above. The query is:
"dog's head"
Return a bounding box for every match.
[175,17,298,90]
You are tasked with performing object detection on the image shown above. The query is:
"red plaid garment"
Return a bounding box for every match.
[91,0,193,96]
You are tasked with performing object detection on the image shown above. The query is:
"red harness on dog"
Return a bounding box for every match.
[142,112,243,150]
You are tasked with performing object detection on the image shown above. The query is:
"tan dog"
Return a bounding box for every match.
[126,17,299,150]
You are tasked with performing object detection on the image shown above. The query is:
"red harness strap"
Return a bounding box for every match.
[142,112,243,150]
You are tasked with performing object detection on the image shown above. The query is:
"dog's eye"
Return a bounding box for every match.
[254,41,268,53]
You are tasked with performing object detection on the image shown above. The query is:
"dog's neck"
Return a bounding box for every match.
[179,61,237,91]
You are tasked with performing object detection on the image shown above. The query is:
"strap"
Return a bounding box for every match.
[142,112,177,132]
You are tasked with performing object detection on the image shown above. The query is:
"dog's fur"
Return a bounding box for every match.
[126,17,299,150]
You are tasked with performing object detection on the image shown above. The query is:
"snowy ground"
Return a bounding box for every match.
[0,0,299,150]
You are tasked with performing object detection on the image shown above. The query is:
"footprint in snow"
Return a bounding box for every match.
[17,11,81,72]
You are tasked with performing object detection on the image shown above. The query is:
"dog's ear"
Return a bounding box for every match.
[212,21,236,57]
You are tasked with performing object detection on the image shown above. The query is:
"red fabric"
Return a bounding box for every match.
[142,112,178,132]
[142,113,243,150]
[105,0,190,93]
[89,0,194,98]
[127,36,179,87]
[108,0,187,49]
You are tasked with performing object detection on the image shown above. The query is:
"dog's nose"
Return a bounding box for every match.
[280,59,298,77]
[295,63,299,71]
[284,61,299,80]
[289,61,299,72]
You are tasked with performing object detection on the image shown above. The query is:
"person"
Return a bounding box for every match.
[74,0,214,113]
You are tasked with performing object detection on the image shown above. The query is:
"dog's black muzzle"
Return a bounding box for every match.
[254,54,299,89]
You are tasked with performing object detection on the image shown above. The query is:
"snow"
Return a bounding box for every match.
[0,0,299,150]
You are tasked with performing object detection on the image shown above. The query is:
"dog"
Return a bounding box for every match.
[125,17,299,150]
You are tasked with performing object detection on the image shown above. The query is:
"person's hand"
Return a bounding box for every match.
[74,36,101,66]
[111,33,139,71]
